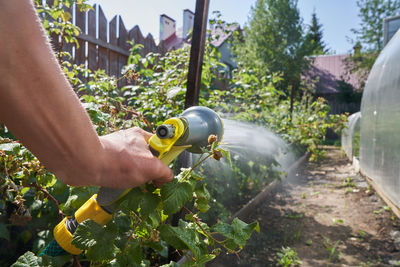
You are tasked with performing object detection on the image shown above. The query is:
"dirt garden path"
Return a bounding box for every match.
[209,146,400,266]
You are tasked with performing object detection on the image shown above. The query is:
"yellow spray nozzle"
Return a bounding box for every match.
[148,117,188,162]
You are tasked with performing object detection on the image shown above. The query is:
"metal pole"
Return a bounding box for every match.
[171,1,211,236]
[177,0,210,170]
[184,0,210,109]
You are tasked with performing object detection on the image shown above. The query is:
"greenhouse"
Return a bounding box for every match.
[359,30,400,210]
[341,111,360,162]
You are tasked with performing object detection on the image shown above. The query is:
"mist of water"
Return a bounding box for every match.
[221,119,295,170]
[192,118,296,220]
[196,119,295,176]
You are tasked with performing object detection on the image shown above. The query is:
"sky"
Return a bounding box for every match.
[86,0,361,54]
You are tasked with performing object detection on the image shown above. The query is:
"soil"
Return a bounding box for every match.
[209,146,400,267]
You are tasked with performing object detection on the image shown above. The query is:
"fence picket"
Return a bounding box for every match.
[144,34,157,55]
[118,18,129,86]
[87,6,97,71]
[98,6,109,74]
[74,5,86,84]
[109,16,119,78]
[128,26,146,56]
[158,41,167,55]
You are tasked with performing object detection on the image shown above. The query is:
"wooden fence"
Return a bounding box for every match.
[45,1,167,83]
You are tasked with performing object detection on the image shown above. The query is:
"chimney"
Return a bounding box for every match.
[183,9,194,40]
[160,14,176,41]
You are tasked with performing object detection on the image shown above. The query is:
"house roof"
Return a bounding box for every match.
[160,14,175,22]
[163,32,184,51]
[184,9,194,15]
[210,23,240,47]
[304,54,360,94]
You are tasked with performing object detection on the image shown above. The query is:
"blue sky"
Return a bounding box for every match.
[86,0,361,54]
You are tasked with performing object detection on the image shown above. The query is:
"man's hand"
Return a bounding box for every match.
[98,128,174,188]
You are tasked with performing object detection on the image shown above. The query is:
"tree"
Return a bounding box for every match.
[234,0,308,95]
[304,11,328,55]
[345,0,400,89]
[352,0,400,52]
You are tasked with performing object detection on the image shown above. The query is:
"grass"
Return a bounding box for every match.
[373,206,391,214]
[283,222,303,244]
[276,247,303,267]
[285,212,304,220]
[323,237,341,262]
[343,177,355,187]
[332,218,344,225]
[358,230,367,238]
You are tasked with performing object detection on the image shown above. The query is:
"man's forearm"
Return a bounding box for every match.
[0,0,104,185]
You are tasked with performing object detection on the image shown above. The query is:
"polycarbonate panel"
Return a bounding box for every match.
[388,18,400,43]
[353,117,360,159]
[360,30,400,208]
[341,112,360,161]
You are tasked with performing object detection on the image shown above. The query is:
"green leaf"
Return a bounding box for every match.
[0,143,20,154]
[126,240,142,265]
[220,149,232,168]
[195,184,210,200]
[60,11,72,22]
[11,251,40,267]
[160,261,180,267]
[194,184,210,213]
[21,187,30,196]
[113,212,131,232]
[159,220,202,259]
[213,218,259,247]
[72,220,101,249]
[161,179,193,215]
[148,210,161,228]
[39,254,72,267]
[119,187,144,212]
[0,223,10,241]
[140,191,161,216]
[195,198,210,213]
[107,255,128,267]
[63,186,97,211]
[197,254,216,265]
[82,102,111,124]
[37,173,57,188]
[72,220,119,261]
[166,87,185,99]
[159,224,187,251]
[120,188,160,216]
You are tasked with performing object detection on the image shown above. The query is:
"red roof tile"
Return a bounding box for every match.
[163,33,183,51]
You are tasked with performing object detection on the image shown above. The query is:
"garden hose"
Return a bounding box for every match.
[41,106,223,256]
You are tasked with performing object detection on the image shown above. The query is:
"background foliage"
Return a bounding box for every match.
[345,0,400,90]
